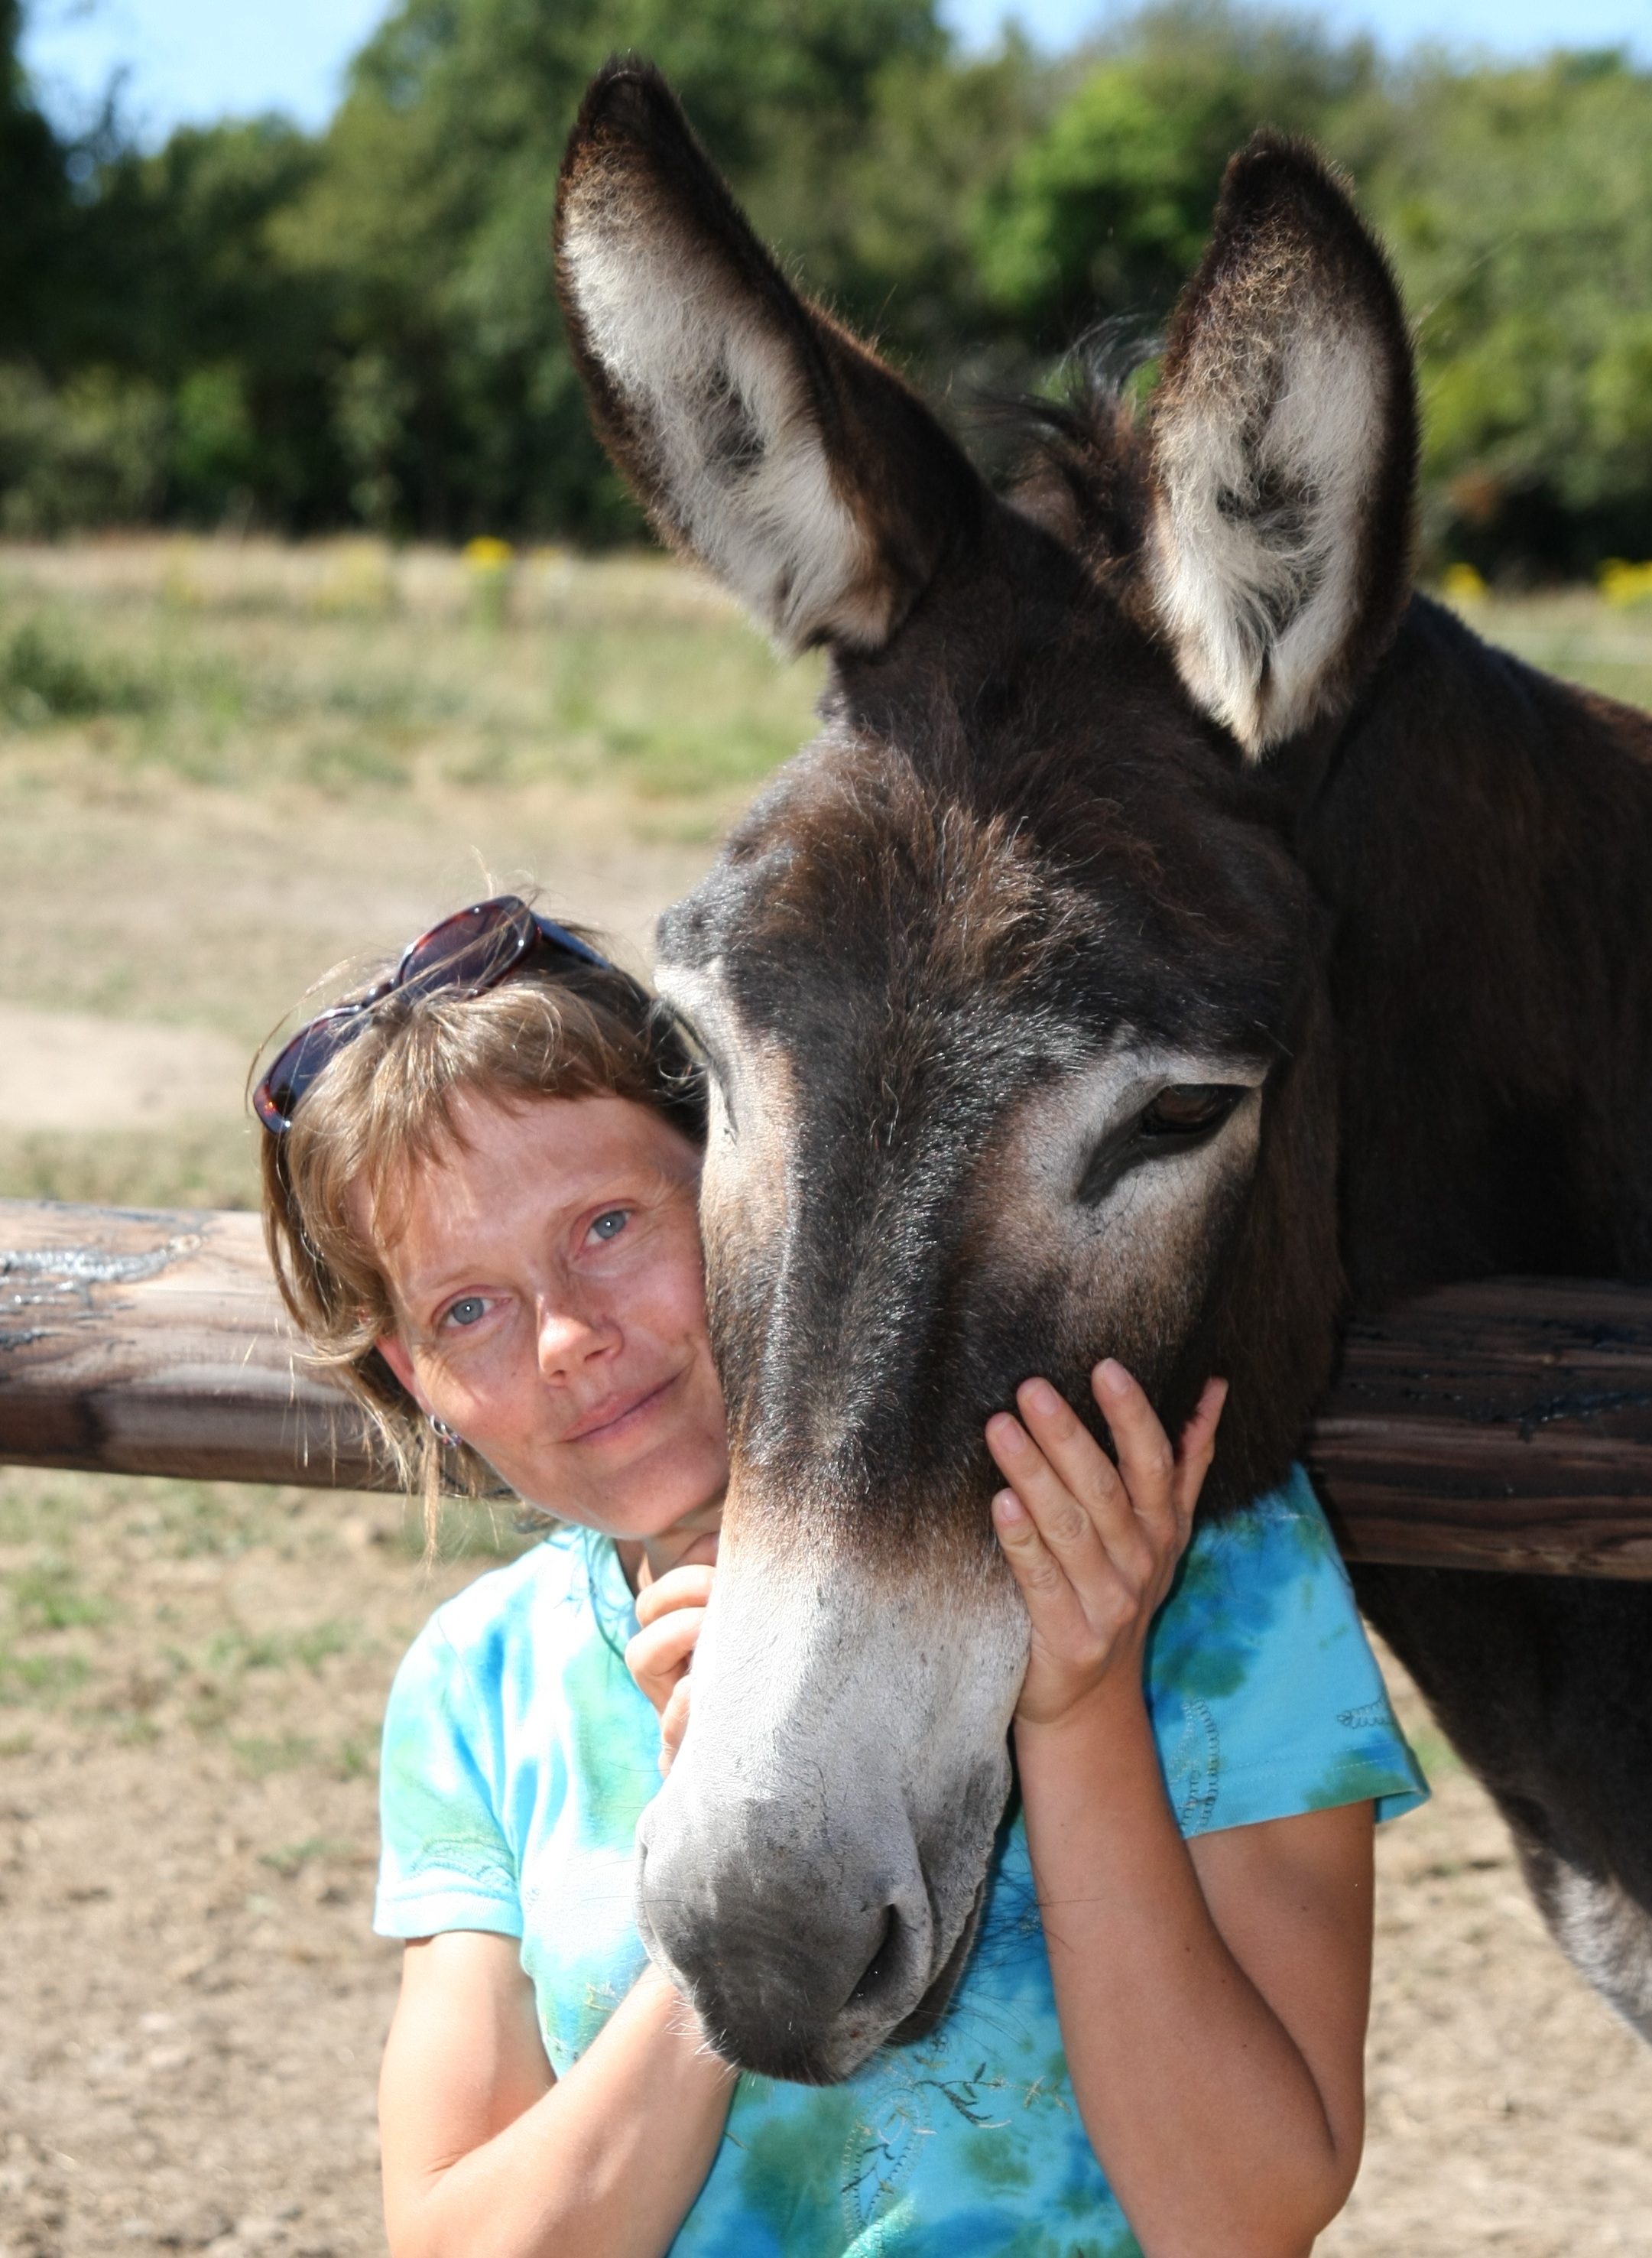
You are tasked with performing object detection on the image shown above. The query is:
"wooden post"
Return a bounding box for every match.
[0,1198,384,1490]
[1310,1277,1652,1580]
[2,1200,1651,1576]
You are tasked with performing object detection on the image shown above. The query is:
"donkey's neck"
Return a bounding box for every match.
[1297,593,1652,1307]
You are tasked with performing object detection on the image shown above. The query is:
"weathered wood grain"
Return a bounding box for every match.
[2,1200,1650,1574]
[1310,1277,1652,1579]
[0,1197,385,1489]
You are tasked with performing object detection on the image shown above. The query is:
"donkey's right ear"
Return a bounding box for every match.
[556,60,982,653]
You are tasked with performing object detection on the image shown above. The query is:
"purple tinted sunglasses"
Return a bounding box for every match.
[253,895,611,1134]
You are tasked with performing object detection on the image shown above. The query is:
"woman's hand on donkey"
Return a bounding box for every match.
[627,1564,715,1774]
[986,1364,1227,1733]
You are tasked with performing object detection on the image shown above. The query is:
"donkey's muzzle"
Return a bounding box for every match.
[635,1795,945,2083]
[629,1536,1028,2081]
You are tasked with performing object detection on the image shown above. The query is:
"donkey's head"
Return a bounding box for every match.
[557,60,1415,2082]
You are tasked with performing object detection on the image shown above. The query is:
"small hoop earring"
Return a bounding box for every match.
[430,1415,462,1447]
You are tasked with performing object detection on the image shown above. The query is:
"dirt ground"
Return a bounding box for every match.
[2,538,1652,2253]
[2,1473,1652,2258]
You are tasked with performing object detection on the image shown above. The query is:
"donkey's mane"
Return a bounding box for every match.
[1001,354,1156,591]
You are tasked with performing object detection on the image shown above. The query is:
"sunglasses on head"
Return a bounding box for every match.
[252,895,612,1135]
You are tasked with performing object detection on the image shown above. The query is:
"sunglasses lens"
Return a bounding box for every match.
[397,898,534,1001]
[254,1009,363,1131]
[257,897,608,1134]
[531,915,612,970]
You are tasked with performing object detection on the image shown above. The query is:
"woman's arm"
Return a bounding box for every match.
[379,1930,735,2258]
[988,1366,1371,2258]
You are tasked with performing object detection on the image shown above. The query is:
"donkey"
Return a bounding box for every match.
[556,60,1652,2082]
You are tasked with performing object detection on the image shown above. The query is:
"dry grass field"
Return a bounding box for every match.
[2,535,1651,2256]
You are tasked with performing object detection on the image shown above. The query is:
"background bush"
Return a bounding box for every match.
[5,0,1652,577]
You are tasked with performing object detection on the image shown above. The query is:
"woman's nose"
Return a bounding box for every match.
[535,1299,621,1378]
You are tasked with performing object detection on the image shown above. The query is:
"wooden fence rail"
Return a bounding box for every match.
[2,1198,1650,1579]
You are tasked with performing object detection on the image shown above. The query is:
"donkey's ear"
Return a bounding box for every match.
[1146,136,1416,758]
[556,60,982,651]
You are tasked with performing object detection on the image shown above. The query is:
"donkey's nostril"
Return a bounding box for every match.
[848,1907,902,2009]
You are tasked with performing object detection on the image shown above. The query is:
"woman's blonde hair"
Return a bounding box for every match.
[259,928,705,1524]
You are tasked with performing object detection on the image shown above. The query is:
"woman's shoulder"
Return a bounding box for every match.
[1149,1465,1426,1831]
[402,1524,615,1689]
[1172,1464,1347,1621]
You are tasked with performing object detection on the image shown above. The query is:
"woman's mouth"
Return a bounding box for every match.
[563,1369,680,1447]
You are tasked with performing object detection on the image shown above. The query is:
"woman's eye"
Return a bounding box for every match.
[589,1209,630,1243]
[445,1295,488,1328]
[1138,1084,1245,1139]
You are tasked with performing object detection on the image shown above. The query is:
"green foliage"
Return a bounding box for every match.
[1365,54,1652,575]
[272,0,959,538]
[80,116,339,523]
[835,39,1053,372]
[0,606,157,720]
[975,4,1377,344]
[0,0,76,361]
[4,0,1652,572]
[971,8,1652,573]
[0,362,169,534]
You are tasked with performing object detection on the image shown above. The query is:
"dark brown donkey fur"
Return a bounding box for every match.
[557,58,1652,2078]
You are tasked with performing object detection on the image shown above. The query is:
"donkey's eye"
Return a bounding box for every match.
[1139,1085,1246,1142]
[1076,1084,1248,1206]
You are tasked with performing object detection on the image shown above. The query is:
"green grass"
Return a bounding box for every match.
[7,1556,109,1630]
[258,1834,366,1876]
[0,1646,91,1705]
[206,1617,356,1673]
[0,613,158,726]
[0,1118,261,1210]
[0,1460,535,1759]
[1439,584,1652,713]
[232,1732,320,1777]
[0,551,823,811]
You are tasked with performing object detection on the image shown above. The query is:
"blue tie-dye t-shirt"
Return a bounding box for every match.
[375,1466,1426,2258]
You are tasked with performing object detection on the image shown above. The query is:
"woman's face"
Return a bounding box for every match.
[367,1090,728,1543]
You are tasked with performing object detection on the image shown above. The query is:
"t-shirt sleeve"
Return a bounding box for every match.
[375,1611,524,1941]
[1147,1466,1429,1837]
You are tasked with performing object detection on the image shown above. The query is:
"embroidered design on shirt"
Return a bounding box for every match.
[841,2049,1012,2235]
[401,1837,518,1898]
[1171,1697,1220,1834]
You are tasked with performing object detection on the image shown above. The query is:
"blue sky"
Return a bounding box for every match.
[20,0,1650,144]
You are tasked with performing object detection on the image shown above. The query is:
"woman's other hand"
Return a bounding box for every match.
[626,1564,714,1773]
[985,1363,1226,1730]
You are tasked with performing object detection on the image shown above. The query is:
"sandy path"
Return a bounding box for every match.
[0,1009,248,1132]
[0,819,716,1137]
[0,1470,1648,2256]
[1326,1733,1652,2253]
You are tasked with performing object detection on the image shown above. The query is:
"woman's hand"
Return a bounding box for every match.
[625,1564,714,1774]
[985,1362,1226,1730]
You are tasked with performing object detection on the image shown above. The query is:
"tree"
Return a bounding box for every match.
[6,0,1650,570]
[974,2,1379,348]
[279,0,965,539]
[1365,52,1652,575]
[0,0,75,362]
[80,119,338,522]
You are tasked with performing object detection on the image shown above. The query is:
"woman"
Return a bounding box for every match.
[256,894,1424,2258]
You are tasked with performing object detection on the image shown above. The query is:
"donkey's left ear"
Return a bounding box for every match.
[1147,135,1416,759]
[556,60,982,653]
